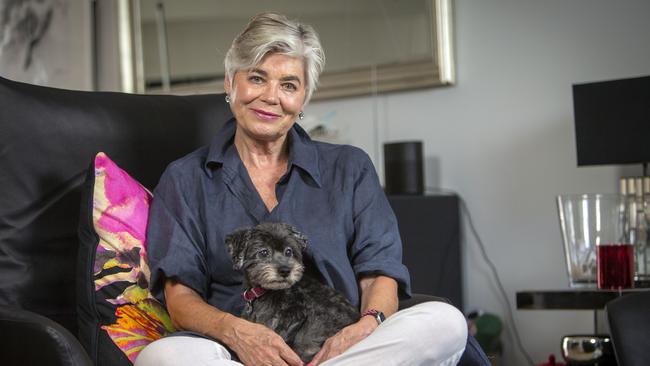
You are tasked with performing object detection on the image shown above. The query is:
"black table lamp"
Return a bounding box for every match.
[573,75,650,174]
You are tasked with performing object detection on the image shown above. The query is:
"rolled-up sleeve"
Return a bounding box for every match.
[146,165,209,305]
[349,153,412,299]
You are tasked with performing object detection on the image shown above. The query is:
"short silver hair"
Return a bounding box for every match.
[224,12,325,105]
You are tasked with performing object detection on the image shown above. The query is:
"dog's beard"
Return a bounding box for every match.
[248,262,304,290]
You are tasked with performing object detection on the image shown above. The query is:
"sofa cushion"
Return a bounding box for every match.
[78,152,175,365]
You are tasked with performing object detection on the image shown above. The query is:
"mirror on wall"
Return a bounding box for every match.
[124,0,454,99]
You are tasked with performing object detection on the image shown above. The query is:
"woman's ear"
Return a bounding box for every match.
[224,74,232,95]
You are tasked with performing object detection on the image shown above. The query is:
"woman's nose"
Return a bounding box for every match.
[261,84,279,104]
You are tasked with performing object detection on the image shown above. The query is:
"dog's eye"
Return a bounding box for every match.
[284,248,293,257]
[259,249,270,257]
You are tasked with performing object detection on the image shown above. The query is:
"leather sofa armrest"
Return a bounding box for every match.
[0,305,93,366]
[398,293,450,310]
[606,291,650,366]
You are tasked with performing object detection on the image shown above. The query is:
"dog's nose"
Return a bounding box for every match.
[278,266,292,278]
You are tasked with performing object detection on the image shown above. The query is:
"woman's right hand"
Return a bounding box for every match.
[225,317,304,366]
[164,280,302,365]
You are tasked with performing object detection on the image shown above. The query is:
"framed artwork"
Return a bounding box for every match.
[121,0,454,99]
[0,0,95,90]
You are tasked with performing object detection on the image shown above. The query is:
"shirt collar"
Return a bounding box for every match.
[204,119,322,187]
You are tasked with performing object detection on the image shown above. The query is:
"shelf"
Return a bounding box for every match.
[516,289,650,310]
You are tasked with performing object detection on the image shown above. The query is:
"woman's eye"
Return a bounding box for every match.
[249,75,264,84]
[284,248,293,257]
[282,83,297,91]
[259,249,269,257]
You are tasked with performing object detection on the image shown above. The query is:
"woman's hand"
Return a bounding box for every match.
[164,280,302,365]
[226,318,304,366]
[309,275,398,365]
[308,316,377,365]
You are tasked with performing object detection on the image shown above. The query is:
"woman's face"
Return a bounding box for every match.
[225,53,306,143]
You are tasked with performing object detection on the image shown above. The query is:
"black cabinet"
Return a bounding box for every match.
[388,194,463,310]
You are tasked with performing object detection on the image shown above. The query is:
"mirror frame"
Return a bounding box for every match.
[119,0,454,99]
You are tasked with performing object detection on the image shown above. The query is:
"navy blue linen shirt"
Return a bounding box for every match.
[147,118,411,316]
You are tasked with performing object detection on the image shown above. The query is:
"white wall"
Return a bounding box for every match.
[305,0,650,364]
[95,0,122,92]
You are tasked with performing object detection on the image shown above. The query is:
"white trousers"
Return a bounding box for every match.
[135,301,467,366]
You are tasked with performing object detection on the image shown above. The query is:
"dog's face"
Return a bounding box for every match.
[225,223,308,290]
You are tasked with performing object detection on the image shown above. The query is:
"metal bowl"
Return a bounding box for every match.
[561,335,616,365]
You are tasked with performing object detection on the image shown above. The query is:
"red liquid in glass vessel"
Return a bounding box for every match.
[597,244,634,289]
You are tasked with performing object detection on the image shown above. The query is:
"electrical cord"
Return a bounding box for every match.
[426,187,536,366]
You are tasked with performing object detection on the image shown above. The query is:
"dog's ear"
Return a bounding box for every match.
[225,228,251,270]
[280,223,308,251]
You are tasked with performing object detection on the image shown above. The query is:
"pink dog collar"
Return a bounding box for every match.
[242,286,266,302]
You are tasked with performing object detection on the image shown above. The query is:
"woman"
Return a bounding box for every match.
[136,13,467,366]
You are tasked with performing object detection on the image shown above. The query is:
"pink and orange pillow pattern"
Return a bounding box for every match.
[92,152,175,362]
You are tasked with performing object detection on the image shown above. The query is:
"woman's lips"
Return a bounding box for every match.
[251,108,281,121]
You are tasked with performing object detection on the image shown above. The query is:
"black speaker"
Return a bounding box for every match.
[384,141,424,195]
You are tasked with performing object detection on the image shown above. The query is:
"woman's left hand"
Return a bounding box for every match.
[308,316,377,365]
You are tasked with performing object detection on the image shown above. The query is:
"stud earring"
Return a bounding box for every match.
[299,111,304,120]
[225,95,231,103]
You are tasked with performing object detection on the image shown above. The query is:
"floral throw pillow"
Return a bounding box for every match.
[86,152,175,363]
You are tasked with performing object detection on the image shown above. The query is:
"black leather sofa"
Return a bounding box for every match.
[0,76,490,366]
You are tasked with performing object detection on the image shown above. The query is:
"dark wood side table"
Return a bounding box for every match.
[516,289,650,333]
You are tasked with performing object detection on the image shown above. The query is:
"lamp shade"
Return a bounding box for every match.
[573,75,650,166]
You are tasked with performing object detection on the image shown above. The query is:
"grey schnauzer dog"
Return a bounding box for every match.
[225,222,360,362]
